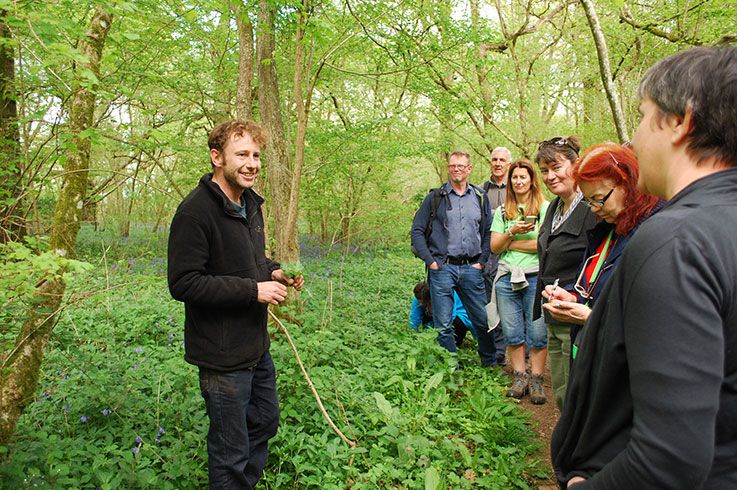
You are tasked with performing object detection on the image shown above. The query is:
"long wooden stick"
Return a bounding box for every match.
[268,309,357,448]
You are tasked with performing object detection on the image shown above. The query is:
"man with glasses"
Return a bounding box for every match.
[411,151,498,369]
[551,46,737,489]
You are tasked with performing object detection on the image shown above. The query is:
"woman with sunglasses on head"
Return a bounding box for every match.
[534,136,597,411]
[542,142,665,359]
[490,159,550,403]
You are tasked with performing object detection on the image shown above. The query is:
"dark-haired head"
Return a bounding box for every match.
[535,136,581,166]
[574,143,660,236]
[637,45,737,168]
[413,281,432,314]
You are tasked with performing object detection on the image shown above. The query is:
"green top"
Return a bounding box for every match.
[490,200,550,269]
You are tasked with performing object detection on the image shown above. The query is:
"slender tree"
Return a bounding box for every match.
[0,11,22,242]
[580,0,628,142]
[0,6,113,444]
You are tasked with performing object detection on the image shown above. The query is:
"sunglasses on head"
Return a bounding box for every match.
[539,137,575,152]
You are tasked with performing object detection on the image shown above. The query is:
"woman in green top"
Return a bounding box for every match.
[490,159,550,403]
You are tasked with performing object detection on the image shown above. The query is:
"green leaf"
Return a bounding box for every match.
[425,466,441,490]
[372,391,393,420]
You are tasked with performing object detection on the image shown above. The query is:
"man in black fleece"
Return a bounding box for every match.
[551,46,737,488]
[168,120,303,489]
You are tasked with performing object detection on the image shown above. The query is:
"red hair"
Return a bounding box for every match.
[573,143,660,236]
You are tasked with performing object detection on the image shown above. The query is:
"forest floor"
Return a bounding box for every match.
[502,359,560,490]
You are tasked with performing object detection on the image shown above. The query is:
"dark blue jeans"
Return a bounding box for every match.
[198,351,280,489]
[428,263,497,366]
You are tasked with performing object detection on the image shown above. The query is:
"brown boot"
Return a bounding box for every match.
[529,374,546,405]
[506,371,528,399]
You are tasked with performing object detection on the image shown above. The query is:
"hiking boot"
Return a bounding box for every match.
[505,371,528,399]
[529,374,546,405]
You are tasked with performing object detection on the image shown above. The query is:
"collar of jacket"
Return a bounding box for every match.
[199,173,264,220]
[542,195,592,238]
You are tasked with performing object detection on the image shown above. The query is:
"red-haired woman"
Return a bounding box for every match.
[542,142,665,357]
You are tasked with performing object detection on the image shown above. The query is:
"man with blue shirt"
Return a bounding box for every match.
[410,151,497,368]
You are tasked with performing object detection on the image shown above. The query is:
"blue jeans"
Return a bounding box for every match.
[428,263,497,366]
[496,274,547,349]
[198,351,280,489]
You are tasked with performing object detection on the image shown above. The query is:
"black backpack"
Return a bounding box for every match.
[411,186,487,259]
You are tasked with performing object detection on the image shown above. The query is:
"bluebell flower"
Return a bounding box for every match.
[134,362,139,369]
[134,347,144,354]
[132,446,139,454]
[102,409,111,416]
[158,427,165,435]
[80,415,88,423]
[135,436,143,444]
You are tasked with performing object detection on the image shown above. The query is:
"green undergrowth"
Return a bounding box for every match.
[1,242,546,489]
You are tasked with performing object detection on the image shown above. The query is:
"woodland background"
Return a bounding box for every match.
[0,0,735,487]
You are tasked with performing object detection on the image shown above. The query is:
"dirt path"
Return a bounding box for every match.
[503,361,560,490]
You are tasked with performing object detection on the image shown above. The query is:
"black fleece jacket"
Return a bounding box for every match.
[551,169,737,489]
[168,174,280,371]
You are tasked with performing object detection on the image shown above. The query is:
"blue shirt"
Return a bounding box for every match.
[446,184,482,258]
[408,292,473,334]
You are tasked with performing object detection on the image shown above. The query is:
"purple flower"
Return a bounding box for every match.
[135,436,143,444]
[158,427,165,434]
[134,362,139,369]
[80,415,88,423]
[102,409,111,416]
[134,347,144,354]
[132,446,139,454]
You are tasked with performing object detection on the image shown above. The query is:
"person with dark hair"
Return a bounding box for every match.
[490,159,550,403]
[168,120,304,488]
[533,136,596,411]
[408,281,475,347]
[410,151,498,370]
[550,45,737,489]
[542,143,664,351]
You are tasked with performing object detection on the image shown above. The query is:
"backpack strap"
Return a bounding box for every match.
[425,187,444,239]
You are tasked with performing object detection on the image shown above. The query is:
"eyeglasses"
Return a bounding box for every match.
[582,188,615,208]
[574,254,612,300]
[448,164,469,170]
[538,137,574,151]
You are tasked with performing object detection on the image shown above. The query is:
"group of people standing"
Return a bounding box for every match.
[166,45,736,489]
[409,45,737,490]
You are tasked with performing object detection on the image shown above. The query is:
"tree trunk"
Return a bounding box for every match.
[257,0,298,262]
[230,0,254,120]
[0,6,112,445]
[0,12,23,242]
[580,0,629,143]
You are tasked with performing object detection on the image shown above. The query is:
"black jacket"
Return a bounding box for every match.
[551,169,737,489]
[534,197,596,323]
[167,174,280,371]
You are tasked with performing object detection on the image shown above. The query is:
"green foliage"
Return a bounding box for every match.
[281,260,304,278]
[1,241,544,488]
[0,239,92,351]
